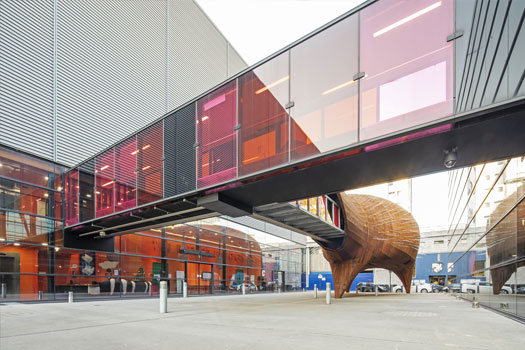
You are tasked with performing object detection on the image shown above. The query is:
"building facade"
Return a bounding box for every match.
[1,0,246,165]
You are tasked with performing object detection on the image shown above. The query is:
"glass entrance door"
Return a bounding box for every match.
[186,262,213,295]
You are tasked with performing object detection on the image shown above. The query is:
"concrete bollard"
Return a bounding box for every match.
[159,281,167,313]
[68,291,74,303]
[375,284,378,296]
[314,284,318,299]
[183,282,187,298]
[38,291,43,300]
[1,283,6,298]
[242,284,246,295]
[472,301,479,308]
[326,282,331,305]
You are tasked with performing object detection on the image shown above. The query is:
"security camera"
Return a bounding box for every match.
[443,147,458,168]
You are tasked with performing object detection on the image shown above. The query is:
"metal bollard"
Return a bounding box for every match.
[68,291,74,303]
[375,284,378,296]
[38,291,43,300]
[183,281,187,298]
[1,283,6,298]
[314,284,318,299]
[326,282,331,305]
[242,284,246,295]
[159,281,167,313]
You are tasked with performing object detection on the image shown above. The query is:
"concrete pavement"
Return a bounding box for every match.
[1,292,523,349]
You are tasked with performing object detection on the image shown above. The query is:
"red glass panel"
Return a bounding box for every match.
[360,0,454,140]
[65,168,78,226]
[197,81,237,188]
[238,53,289,176]
[115,136,137,212]
[137,122,163,205]
[291,15,358,161]
[95,148,115,217]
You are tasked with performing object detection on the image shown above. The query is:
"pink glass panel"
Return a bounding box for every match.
[197,81,237,188]
[360,0,453,141]
[115,136,137,212]
[137,122,163,205]
[65,169,78,226]
[95,148,115,217]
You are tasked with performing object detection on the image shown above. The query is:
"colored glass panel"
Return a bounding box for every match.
[79,167,94,222]
[359,0,454,141]
[65,168,78,226]
[291,14,358,160]
[95,149,115,218]
[197,81,237,188]
[137,122,163,205]
[115,136,137,211]
[238,52,289,176]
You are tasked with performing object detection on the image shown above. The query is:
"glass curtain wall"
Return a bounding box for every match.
[447,156,525,319]
[0,146,64,300]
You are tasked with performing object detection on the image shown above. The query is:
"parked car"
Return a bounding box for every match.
[448,283,461,293]
[393,280,432,293]
[356,282,388,293]
[516,286,525,294]
[431,284,448,293]
[229,282,258,292]
[462,281,512,294]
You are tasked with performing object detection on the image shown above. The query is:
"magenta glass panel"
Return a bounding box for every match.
[95,148,115,218]
[197,81,237,188]
[115,136,137,212]
[290,14,358,161]
[360,0,454,141]
[65,169,78,226]
[238,53,289,176]
[137,122,163,205]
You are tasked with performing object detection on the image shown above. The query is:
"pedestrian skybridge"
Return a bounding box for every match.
[63,0,525,249]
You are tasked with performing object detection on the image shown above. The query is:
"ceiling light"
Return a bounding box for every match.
[443,147,458,169]
[321,79,356,96]
[100,165,109,171]
[202,116,209,121]
[255,76,289,95]
[142,144,151,150]
[373,1,442,38]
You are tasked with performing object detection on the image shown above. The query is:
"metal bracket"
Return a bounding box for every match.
[285,101,295,109]
[193,142,200,148]
[447,30,464,42]
[233,124,241,131]
[353,72,365,81]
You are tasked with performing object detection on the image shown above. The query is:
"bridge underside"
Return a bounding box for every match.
[65,101,525,249]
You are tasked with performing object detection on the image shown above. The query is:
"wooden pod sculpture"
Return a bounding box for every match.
[320,193,420,298]
[486,186,525,294]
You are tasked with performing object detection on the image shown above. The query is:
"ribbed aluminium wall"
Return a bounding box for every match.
[56,0,167,166]
[0,0,55,159]
[0,0,247,166]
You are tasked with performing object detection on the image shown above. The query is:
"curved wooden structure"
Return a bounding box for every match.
[486,186,524,294]
[319,194,420,298]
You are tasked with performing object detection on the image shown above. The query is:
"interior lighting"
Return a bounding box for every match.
[0,238,5,241]
[45,176,49,181]
[14,243,20,246]
[102,180,114,187]
[44,193,49,198]
[42,243,48,246]
[321,79,356,96]
[142,144,151,150]
[131,150,139,155]
[202,116,209,121]
[55,247,60,251]
[255,76,289,95]
[0,163,2,167]
[100,165,109,171]
[142,165,151,171]
[373,1,441,38]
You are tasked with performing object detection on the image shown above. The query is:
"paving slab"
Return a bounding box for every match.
[1,293,523,350]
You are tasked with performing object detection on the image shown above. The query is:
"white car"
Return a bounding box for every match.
[393,281,433,293]
[462,281,512,294]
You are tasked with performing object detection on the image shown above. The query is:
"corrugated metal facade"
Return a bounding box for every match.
[0,0,55,159]
[0,0,247,166]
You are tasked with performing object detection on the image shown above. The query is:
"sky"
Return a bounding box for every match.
[196,0,366,65]
[195,0,452,231]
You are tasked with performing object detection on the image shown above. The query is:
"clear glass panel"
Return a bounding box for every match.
[197,81,237,188]
[360,0,454,141]
[291,14,358,161]
[238,52,289,176]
